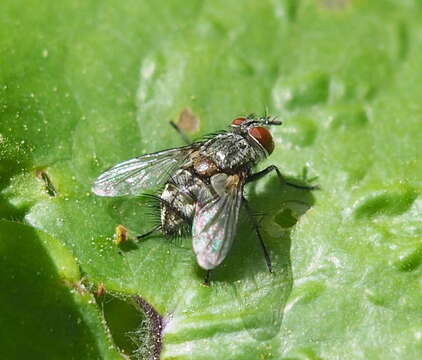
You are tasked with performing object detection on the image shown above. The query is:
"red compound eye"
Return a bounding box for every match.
[231,117,246,127]
[248,126,275,154]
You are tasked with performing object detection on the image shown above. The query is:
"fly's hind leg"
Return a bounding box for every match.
[169,121,191,145]
[203,270,212,286]
[247,165,318,190]
[136,189,192,241]
[242,198,273,273]
[136,225,161,240]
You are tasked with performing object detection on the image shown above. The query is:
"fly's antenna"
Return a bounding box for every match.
[269,119,282,126]
[258,107,282,126]
[261,114,282,126]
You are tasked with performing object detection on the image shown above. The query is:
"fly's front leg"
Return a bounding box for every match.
[247,165,318,190]
[169,121,191,145]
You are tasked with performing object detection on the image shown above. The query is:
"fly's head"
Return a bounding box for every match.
[230,115,282,156]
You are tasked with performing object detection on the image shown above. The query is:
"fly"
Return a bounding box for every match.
[92,114,316,284]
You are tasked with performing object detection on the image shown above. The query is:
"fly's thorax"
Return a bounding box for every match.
[201,133,266,172]
[191,152,219,177]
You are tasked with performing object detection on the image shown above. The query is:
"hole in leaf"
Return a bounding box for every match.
[132,295,163,360]
[99,294,144,357]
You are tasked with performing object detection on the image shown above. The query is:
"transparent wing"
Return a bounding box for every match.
[192,175,244,270]
[92,147,192,197]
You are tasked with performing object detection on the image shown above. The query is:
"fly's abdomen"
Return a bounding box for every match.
[159,168,211,237]
[160,183,195,236]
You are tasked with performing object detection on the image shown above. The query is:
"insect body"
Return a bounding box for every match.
[93,115,313,283]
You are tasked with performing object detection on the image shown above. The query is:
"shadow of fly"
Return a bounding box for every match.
[92,114,316,284]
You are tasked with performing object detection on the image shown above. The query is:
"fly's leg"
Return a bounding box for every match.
[203,270,212,286]
[247,165,318,190]
[169,121,191,145]
[243,198,273,273]
[136,225,161,240]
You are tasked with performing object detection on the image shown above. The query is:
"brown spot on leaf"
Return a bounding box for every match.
[177,107,200,133]
[114,224,128,245]
[95,282,105,297]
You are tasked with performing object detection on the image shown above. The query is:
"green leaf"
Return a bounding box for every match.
[1,0,422,359]
[0,220,123,359]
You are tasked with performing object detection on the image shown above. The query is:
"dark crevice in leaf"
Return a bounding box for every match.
[394,244,422,272]
[35,169,58,197]
[353,188,417,219]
